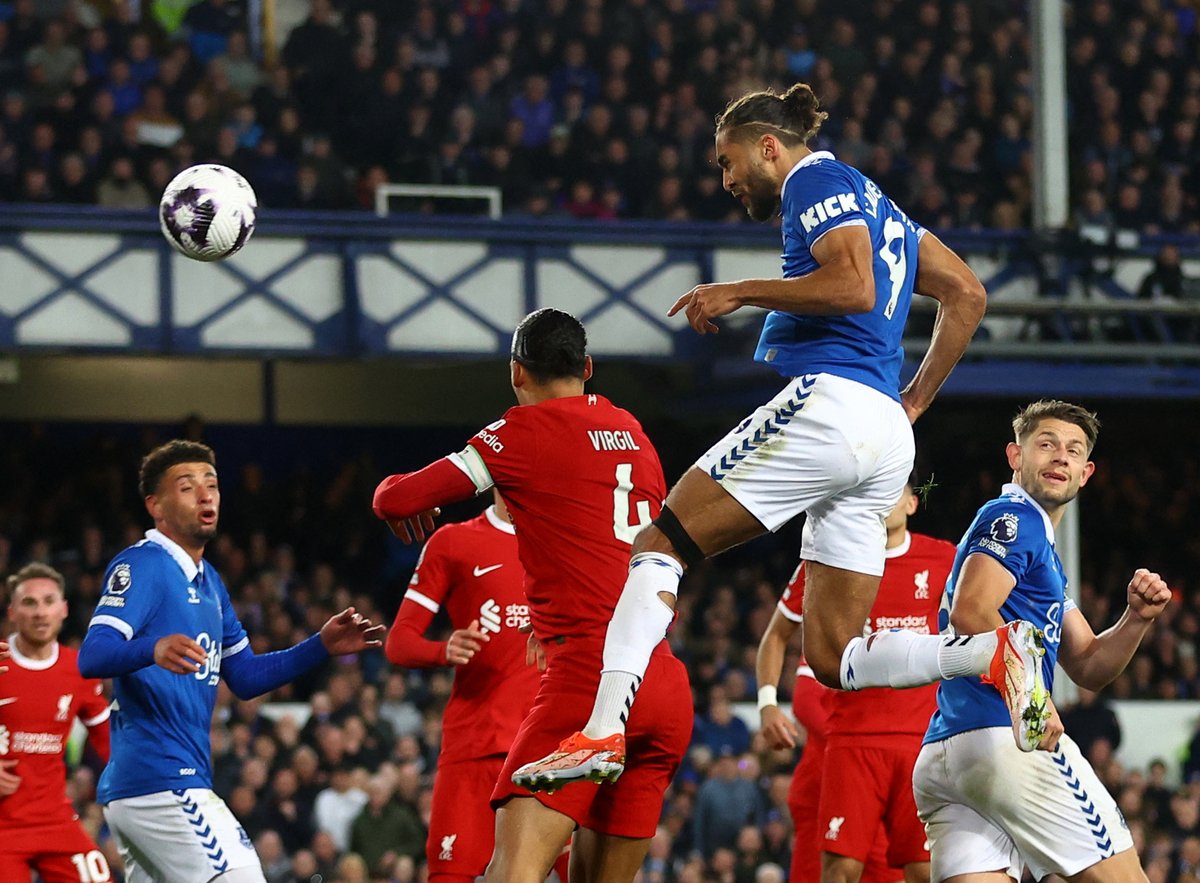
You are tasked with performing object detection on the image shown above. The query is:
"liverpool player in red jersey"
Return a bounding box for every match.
[386,491,568,882]
[373,309,692,883]
[758,480,954,883]
[1,563,113,883]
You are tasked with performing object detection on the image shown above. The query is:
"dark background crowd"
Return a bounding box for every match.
[1,396,1199,882]
[1,0,1199,233]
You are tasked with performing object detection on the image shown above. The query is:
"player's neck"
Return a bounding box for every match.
[156,525,207,565]
[516,379,586,405]
[885,526,908,550]
[14,632,57,661]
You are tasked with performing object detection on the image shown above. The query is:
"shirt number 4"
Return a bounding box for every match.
[612,463,653,543]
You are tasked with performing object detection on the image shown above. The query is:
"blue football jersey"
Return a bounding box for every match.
[90,530,248,803]
[757,151,924,399]
[925,483,1076,743]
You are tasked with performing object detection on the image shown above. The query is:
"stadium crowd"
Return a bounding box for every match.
[0,410,1198,882]
[0,0,1198,233]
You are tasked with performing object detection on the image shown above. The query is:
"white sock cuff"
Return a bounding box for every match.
[629,551,684,596]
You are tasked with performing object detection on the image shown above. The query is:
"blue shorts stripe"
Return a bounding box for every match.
[173,789,231,874]
[708,375,818,482]
[1050,749,1116,858]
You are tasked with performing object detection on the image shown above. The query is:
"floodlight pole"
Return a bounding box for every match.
[1032,0,1081,702]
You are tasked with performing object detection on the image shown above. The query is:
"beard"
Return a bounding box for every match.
[741,165,781,222]
[1022,468,1080,510]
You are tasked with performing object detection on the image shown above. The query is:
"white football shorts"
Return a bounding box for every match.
[104,789,266,883]
[913,728,1133,881]
[695,372,914,576]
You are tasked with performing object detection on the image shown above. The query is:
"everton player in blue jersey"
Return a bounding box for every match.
[915,400,1168,881]
[77,440,384,883]
[515,83,1048,792]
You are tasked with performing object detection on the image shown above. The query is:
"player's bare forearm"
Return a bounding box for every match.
[900,233,987,422]
[669,227,874,333]
[1061,570,1169,690]
[756,609,798,691]
[1065,609,1154,691]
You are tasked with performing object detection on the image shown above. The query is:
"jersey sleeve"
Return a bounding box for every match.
[217,577,250,661]
[783,161,868,250]
[963,505,1040,584]
[458,408,539,492]
[401,526,455,616]
[777,562,806,623]
[88,552,162,640]
[78,677,111,727]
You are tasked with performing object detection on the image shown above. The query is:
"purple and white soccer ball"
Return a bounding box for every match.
[159,164,257,262]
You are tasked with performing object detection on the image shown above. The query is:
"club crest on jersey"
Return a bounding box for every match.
[106,563,132,595]
[914,569,930,599]
[825,816,845,840]
[439,834,456,861]
[187,584,200,604]
[989,513,1019,544]
[56,694,73,721]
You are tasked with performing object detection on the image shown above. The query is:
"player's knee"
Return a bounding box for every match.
[644,506,704,569]
[806,645,844,689]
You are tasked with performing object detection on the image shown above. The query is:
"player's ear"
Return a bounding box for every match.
[1079,460,1096,487]
[1005,441,1022,472]
[144,494,161,522]
[905,491,919,516]
[511,360,525,389]
[582,356,593,382]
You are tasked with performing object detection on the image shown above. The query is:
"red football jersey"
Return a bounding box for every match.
[462,394,667,640]
[780,532,955,740]
[0,640,110,840]
[390,508,541,764]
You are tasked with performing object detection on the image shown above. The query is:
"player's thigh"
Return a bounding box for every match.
[911,740,1020,883]
[211,868,266,883]
[1064,847,1148,883]
[34,849,114,883]
[568,826,651,883]
[822,851,868,883]
[802,562,882,677]
[486,797,577,883]
[639,465,766,560]
[940,731,1132,880]
[901,862,931,883]
[104,789,262,883]
[428,757,503,878]
[691,375,865,542]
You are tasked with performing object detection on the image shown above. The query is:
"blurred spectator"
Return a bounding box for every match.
[1061,687,1122,762]
[313,763,368,853]
[693,753,766,859]
[348,774,424,877]
[1139,244,1185,300]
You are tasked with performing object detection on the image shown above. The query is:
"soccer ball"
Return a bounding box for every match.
[159,164,257,262]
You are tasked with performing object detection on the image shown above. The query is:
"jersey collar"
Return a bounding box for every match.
[485,505,516,535]
[884,530,911,559]
[1000,483,1056,545]
[6,633,60,670]
[782,149,836,192]
[144,529,204,582]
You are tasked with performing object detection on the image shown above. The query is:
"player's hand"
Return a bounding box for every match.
[320,607,386,655]
[445,619,490,666]
[668,282,745,334]
[520,623,546,671]
[0,759,20,797]
[386,509,441,544]
[1037,697,1064,752]
[898,388,927,424]
[759,704,801,750]
[1127,568,1171,623]
[154,634,208,674]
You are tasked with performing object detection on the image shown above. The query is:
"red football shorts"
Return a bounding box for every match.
[790,738,909,882]
[492,635,692,839]
[0,822,109,883]
[818,740,929,869]
[427,755,505,878]
[788,735,825,883]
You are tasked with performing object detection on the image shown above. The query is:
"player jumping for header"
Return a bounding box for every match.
[514,82,1051,792]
